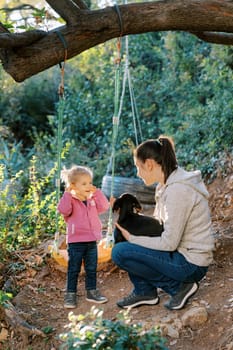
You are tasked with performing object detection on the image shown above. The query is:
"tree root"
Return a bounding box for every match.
[3,301,45,347]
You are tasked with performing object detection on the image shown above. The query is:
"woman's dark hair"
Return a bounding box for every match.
[134,135,178,183]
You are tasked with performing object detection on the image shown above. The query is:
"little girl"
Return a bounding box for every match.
[57,165,109,309]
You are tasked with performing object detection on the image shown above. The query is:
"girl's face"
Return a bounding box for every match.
[73,174,93,199]
[134,158,164,185]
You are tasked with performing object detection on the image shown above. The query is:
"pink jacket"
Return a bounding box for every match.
[57,189,109,243]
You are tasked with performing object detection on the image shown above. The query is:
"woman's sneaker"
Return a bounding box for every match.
[164,282,199,310]
[64,292,77,309]
[117,291,159,309]
[86,289,108,304]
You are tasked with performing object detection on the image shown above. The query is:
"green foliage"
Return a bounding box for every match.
[42,326,55,335]
[0,139,32,178]
[0,67,58,147]
[0,1,62,31]
[59,306,168,350]
[1,31,232,182]
[0,290,13,306]
[0,9,15,30]
[146,32,233,177]
[1,30,233,257]
[0,156,65,260]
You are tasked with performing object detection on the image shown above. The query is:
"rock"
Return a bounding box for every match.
[181,306,208,330]
[166,324,180,338]
[173,317,183,331]
[160,323,180,338]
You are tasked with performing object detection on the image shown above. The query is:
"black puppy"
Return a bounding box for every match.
[112,193,163,243]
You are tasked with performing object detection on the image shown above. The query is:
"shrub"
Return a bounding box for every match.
[0,156,65,260]
[59,306,168,350]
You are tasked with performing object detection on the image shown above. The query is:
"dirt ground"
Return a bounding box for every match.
[0,172,233,350]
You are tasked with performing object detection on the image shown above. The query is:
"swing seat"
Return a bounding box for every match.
[49,248,68,267]
[97,238,112,264]
[48,237,112,267]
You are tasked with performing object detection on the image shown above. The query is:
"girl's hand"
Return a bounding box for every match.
[115,223,130,241]
[66,185,86,200]
[65,185,73,193]
[90,184,97,193]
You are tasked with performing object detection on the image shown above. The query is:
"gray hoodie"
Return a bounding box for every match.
[129,167,214,266]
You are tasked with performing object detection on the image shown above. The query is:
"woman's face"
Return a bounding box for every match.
[134,158,164,185]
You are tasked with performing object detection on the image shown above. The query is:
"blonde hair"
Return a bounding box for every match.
[61,165,93,187]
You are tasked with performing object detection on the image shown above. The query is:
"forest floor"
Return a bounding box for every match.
[0,171,233,350]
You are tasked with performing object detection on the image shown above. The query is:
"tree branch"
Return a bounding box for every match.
[0,30,47,48]
[191,31,233,45]
[2,4,38,13]
[46,0,81,24]
[2,0,233,82]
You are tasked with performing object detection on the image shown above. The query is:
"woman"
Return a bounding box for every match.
[111,136,214,310]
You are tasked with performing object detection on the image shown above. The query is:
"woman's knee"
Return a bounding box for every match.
[111,242,129,265]
[111,243,121,264]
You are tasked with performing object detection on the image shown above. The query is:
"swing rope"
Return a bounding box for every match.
[121,0,142,145]
[105,2,125,247]
[53,32,68,253]
[125,37,143,145]
[105,6,143,246]
[105,37,122,247]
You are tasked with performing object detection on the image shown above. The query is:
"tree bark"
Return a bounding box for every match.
[1,0,233,82]
[0,30,46,48]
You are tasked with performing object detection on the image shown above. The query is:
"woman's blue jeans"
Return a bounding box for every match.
[112,242,208,296]
[67,241,97,293]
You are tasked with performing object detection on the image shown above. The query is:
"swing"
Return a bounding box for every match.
[102,3,156,215]
[101,34,157,205]
[48,32,112,268]
[49,236,112,267]
[104,32,148,246]
[49,12,142,264]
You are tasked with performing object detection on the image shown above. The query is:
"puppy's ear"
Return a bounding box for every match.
[133,196,142,212]
[112,198,121,212]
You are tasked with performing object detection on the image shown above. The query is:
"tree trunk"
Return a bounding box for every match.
[1,0,233,82]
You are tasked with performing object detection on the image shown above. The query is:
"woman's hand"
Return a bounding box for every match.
[115,223,130,241]
[110,196,116,207]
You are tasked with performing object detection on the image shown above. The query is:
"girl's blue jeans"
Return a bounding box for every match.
[112,242,208,296]
[67,241,97,293]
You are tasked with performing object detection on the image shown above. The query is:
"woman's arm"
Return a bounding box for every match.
[125,183,197,251]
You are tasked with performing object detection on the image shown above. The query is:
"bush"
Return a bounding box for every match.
[0,156,65,260]
[59,306,168,350]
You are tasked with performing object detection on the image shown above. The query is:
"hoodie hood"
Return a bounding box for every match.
[166,167,209,199]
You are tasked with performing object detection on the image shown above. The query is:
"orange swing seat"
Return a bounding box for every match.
[49,237,112,268]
